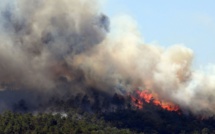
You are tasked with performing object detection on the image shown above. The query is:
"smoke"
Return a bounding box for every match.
[0,0,215,116]
[0,0,109,111]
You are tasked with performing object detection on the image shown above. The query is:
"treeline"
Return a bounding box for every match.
[0,110,133,134]
[103,108,215,134]
[4,92,215,134]
[2,109,215,134]
[45,93,215,133]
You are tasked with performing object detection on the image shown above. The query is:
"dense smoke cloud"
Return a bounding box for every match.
[0,0,109,111]
[0,0,215,116]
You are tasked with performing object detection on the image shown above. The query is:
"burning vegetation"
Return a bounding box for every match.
[131,90,180,112]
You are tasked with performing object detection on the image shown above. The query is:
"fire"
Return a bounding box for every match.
[131,90,180,112]
[131,96,143,109]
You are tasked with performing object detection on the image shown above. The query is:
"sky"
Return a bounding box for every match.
[103,0,215,67]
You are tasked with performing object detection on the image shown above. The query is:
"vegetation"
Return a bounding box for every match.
[2,94,215,134]
[0,110,132,134]
[103,109,215,134]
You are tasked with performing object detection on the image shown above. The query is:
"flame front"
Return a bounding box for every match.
[131,90,180,112]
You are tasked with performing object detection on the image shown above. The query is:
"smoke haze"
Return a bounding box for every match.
[0,0,215,116]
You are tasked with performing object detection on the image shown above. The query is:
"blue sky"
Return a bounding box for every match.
[103,0,215,66]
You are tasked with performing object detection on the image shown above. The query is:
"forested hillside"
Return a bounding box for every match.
[1,95,215,134]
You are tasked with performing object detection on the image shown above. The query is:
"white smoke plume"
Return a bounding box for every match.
[0,0,215,116]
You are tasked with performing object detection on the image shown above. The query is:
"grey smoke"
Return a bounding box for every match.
[0,0,109,111]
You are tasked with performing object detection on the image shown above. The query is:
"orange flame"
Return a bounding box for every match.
[131,96,143,109]
[131,90,180,112]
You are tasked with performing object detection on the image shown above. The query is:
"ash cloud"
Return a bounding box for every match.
[0,0,215,116]
[0,0,109,111]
